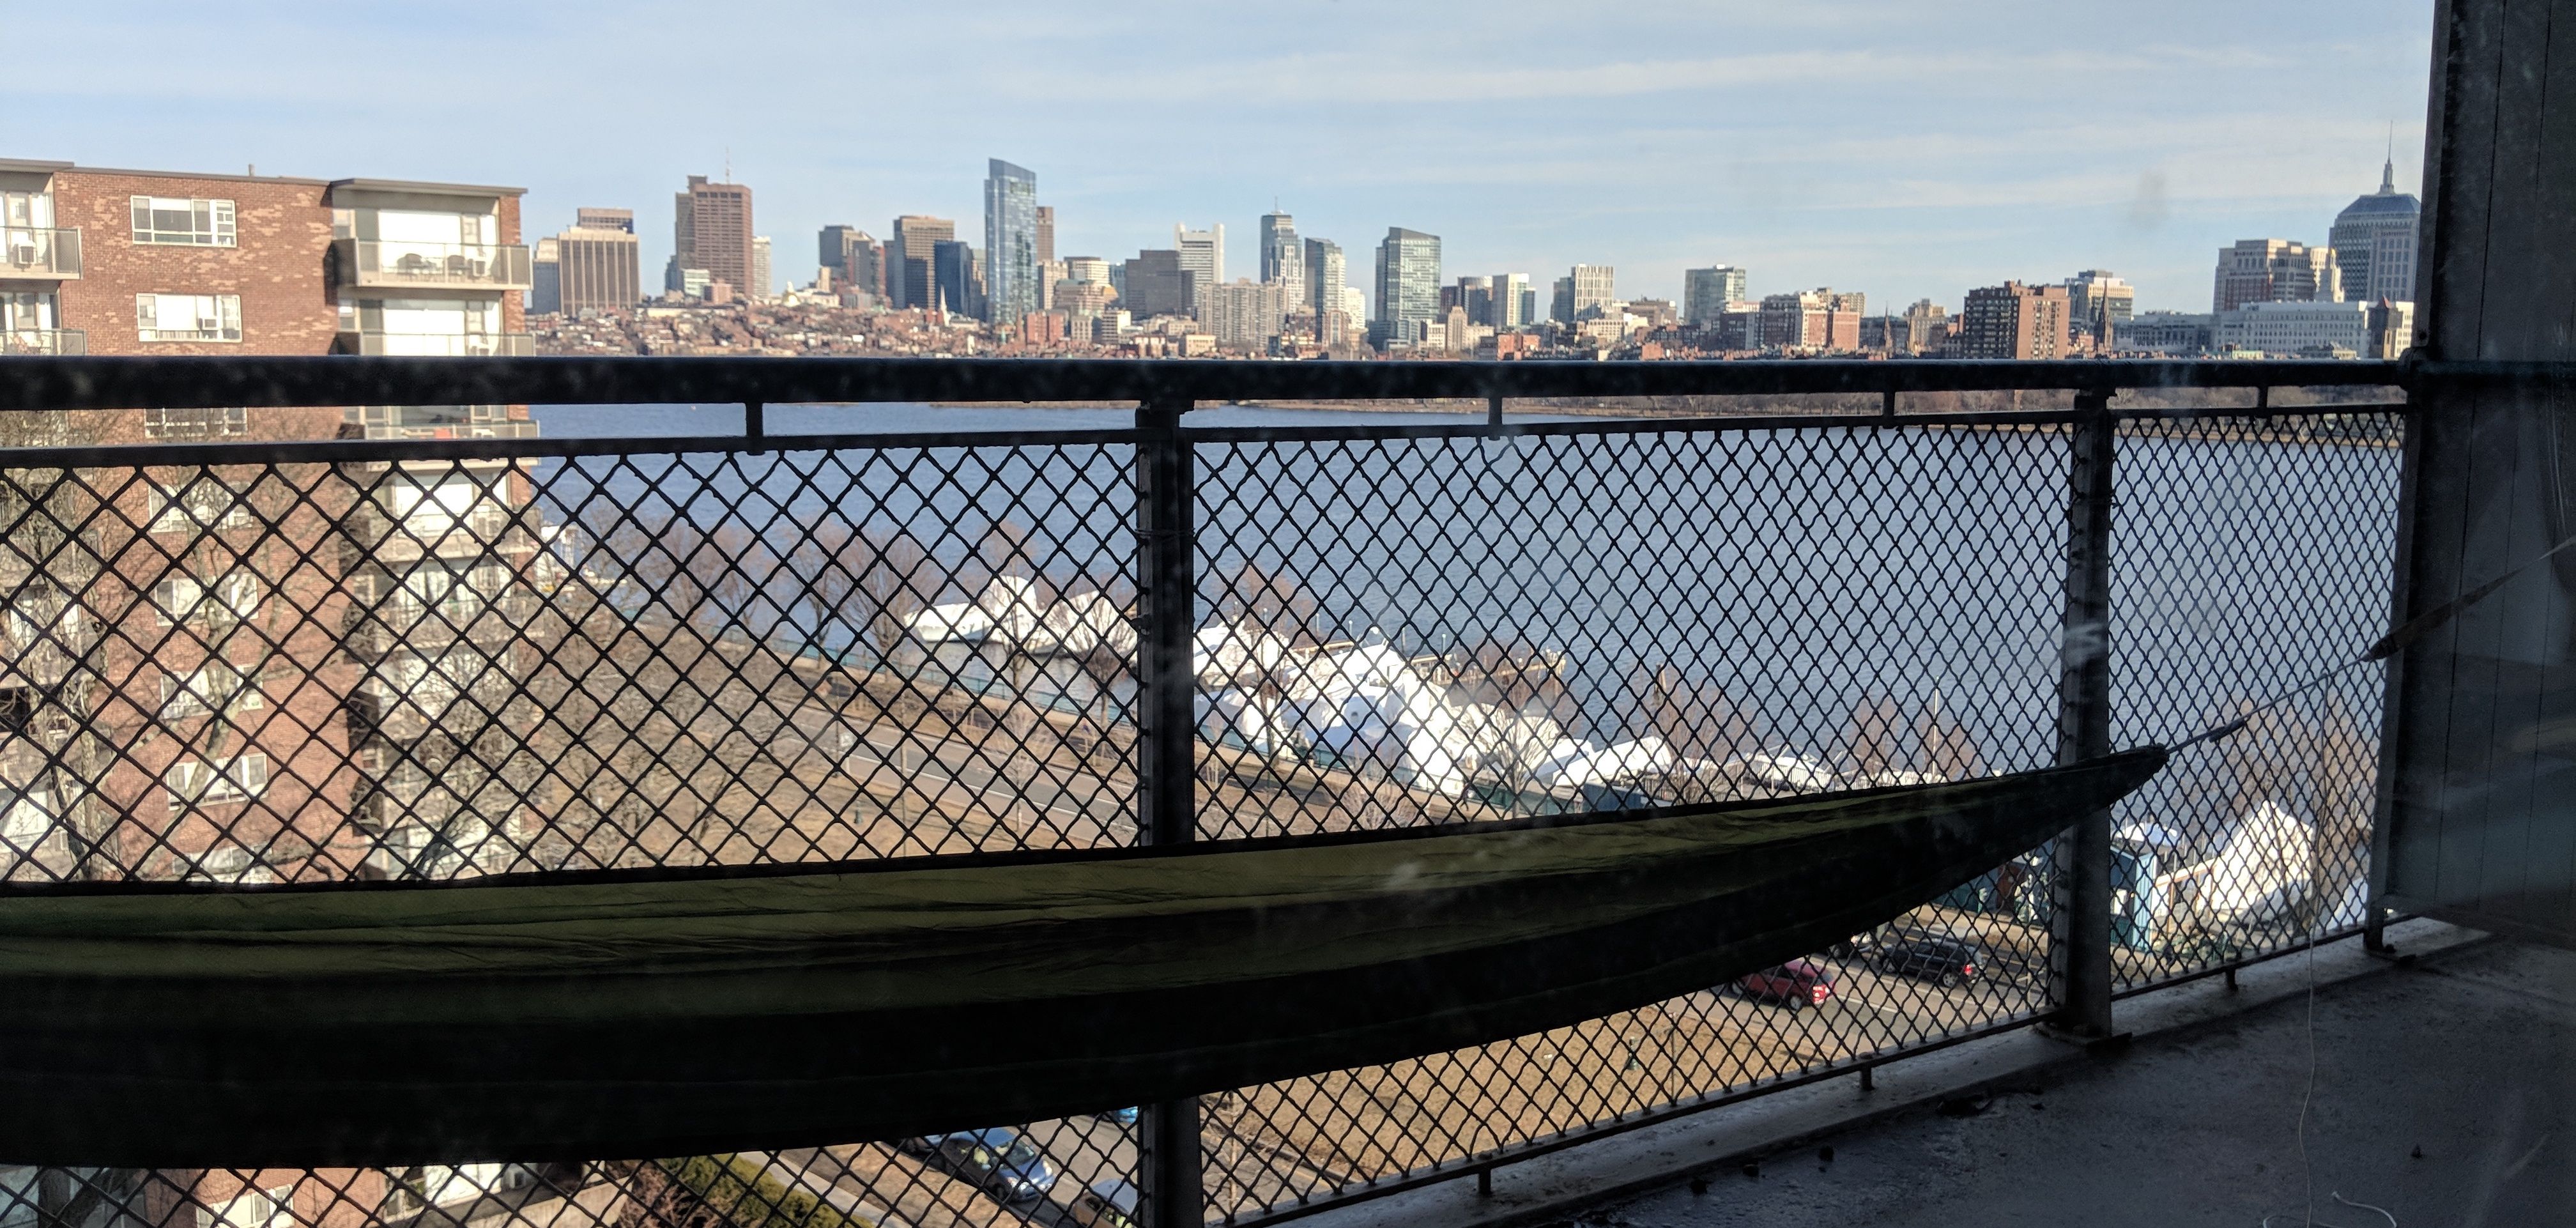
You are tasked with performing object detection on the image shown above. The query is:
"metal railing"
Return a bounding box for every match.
[340,332,535,357]
[0,355,2492,1228]
[0,227,80,279]
[333,238,533,290]
[0,328,81,356]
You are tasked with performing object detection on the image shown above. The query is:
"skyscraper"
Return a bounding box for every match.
[1176,224,1223,314]
[2062,270,2135,346]
[1370,227,1441,350]
[2212,239,2340,312]
[556,215,641,312]
[984,159,1039,326]
[1259,211,1304,307]
[1567,265,1616,319]
[531,238,560,314]
[1454,276,1492,325]
[671,174,753,298]
[749,236,771,300]
[933,239,985,319]
[819,225,862,273]
[1034,205,1055,265]
[1682,266,1749,324]
[889,215,955,311]
[2327,157,2420,303]
[1121,249,1197,319]
[1303,238,1345,320]
[1492,273,1529,328]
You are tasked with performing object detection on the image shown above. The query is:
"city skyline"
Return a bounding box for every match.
[7,1,2431,313]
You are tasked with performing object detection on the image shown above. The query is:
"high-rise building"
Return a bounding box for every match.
[1303,238,1344,320]
[1682,266,1748,325]
[530,238,560,314]
[2062,270,2134,346]
[1062,256,1113,288]
[671,174,753,300]
[2365,297,2416,358]
[1902,298,1949,356]
[1492,273,1529,328]
[555,217,641,312]
[818,224,861,273]
[1175,224,1223,314]
[1370,227,1441,350]
[1550,276,1574,324]
[1453,275,1493,326]
[1034,204,1055,265]
[2212,239,2340,312]
[889,215,954,311]
[1259,211,1304,309]
[1958,282,2074,359]
[1121,249,1197,319]
[2328,157,2420,304]
[1757,290,1861,352]
[1568,265,1616,319]
[1206,279,1288,349]
[749,235,771,300]
[933,240,985,319]
[983,159,1039,326]
[819,226,882,299]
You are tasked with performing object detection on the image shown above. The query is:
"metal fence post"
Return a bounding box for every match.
[2048,394,2117,1039]
[1133,396,1204,1228]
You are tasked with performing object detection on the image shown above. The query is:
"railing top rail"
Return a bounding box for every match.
[0,355,2518,413]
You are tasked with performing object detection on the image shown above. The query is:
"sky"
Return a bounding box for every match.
[7,1,2434,314]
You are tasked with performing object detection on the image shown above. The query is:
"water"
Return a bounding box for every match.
[523,404,2400,780]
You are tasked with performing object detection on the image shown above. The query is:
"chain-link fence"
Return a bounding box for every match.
[0,386,2405,1228]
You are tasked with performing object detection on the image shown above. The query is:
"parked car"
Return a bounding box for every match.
[897,1128,1061,1203]
[1068,1178,1138,1228]
[1871,927,1982,987]
[1733,959,1836,1009]
[1092,1106,1139,1125]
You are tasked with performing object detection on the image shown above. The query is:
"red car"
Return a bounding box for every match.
[1734,960,1836,1009]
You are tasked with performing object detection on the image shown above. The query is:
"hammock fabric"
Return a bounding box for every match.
[0,748,2164,1167]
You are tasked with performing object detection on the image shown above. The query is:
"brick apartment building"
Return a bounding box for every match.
[1957,281,2074,360]
[0,158,543,893]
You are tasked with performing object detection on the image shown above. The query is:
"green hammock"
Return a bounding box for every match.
[0,748,2163,1167]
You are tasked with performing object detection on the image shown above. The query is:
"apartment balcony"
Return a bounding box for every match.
[0,346,2563,1228]
[0,227,80,279]
[334,238,532,291]
[343,404,538,441]
[339,331,535,357]
[0,328,83,355]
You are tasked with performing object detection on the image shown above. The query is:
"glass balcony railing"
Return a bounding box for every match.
[1,227,81,279]
[342,332,535,357]
[335,239,533,290]
[0,328,84,355]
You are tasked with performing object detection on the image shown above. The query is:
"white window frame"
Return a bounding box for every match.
[135,293,243,343]
[131,196,238,247]
[159,659,264,721]
[165,751,269,814]
[153,570,263,627]
[144,407,251,441]
[0,783,56,848]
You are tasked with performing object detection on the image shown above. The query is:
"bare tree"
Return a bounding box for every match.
[1915,694,1984,780]
[1846,694,1905,780]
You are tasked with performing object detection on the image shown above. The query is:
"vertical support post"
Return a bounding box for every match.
[2365,402,2426,956]
[2050,394,2117,1040]
[1133,396,1204,1228]
[745,400,766,452]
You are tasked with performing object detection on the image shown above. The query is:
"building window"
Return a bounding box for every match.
[131,196,237,247]
[148,474,254,534]
[153,571,263,627]
[0,781,54,850]
[165,752,269,814]
[159,660,263,722]
[135,294,243,343]
[144,407,250,441]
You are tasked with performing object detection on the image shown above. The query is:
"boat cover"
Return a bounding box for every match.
[0,748,2164,1167]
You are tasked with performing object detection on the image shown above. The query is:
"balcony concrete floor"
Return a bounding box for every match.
[1554,937,2574,1228]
